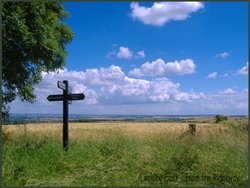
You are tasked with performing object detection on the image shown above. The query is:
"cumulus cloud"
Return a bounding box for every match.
[11,65,248,115]
[147,78,205,102]
[207,72,218,79]
[220,88,236,95]
[10,65,247,115]
[215,52,229,59]
[130,2,204,26]
[10,86,247,115]
[235,62,248,75]
[129,58,196,77]
[93,68,204,104]
[14,65,205,110]
[117,46,133,59]
[107,46,145,60]
[135,50,146,59]
[196,90,248,114]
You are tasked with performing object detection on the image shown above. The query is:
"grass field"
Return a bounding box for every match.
[2,119,248,186]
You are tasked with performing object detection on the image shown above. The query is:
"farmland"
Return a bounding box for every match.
[2,118,248,186]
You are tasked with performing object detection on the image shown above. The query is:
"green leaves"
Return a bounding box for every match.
[2,2,74,116]
[215,115,228,123]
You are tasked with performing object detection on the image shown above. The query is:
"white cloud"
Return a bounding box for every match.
[84,89,98,105]
[10,65,247,115]
[135,50,145,58]
[197,90,248,114]
[107,46,145,60]
[243,88,248,93]
[235,62,248,75]
[99,76,205,104]
[220,73,228,77]
[117,46,133,59]
[215,52,229,59]
[220,88,236,95]
[10,65,205,113]
[207,72,218,79]
[129,58,196,77]
[10,86,247,115]
[105,51,116,59]
[130,2,204,26]
[235,102,248,110]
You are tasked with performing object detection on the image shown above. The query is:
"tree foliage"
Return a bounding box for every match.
[2,2,73,118]
[215,115,228,123]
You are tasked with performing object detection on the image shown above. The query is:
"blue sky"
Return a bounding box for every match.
[10,2,248,115]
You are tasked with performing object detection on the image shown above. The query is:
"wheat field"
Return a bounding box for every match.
[3,121,224,139]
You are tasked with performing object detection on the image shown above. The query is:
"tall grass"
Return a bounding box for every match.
[2,122,248,186]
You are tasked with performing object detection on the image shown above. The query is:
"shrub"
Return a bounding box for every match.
[215,115,228,123]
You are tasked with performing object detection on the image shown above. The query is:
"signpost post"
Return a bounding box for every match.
[63,80,68,151]
[47,80,85,151]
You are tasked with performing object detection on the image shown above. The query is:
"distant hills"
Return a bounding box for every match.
[4,113,247,124]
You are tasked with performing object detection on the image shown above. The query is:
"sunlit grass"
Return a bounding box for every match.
[2,121,248,186]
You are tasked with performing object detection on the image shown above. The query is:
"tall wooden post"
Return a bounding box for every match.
[63,80,68,151]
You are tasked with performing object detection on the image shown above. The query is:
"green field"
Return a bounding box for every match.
[2,118,248,186]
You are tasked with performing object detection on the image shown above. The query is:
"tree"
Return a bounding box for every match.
[2,2,74,119]
[215,115,228,123]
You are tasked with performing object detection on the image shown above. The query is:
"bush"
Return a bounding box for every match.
[215,115,228,123]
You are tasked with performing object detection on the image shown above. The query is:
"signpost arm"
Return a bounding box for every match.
[47,80,85,151]
[63,80,69,151]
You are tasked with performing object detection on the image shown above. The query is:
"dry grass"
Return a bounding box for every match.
[2,120,248,186]
[3,122,224,141]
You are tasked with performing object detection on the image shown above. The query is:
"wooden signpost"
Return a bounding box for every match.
[47,80,85,151]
